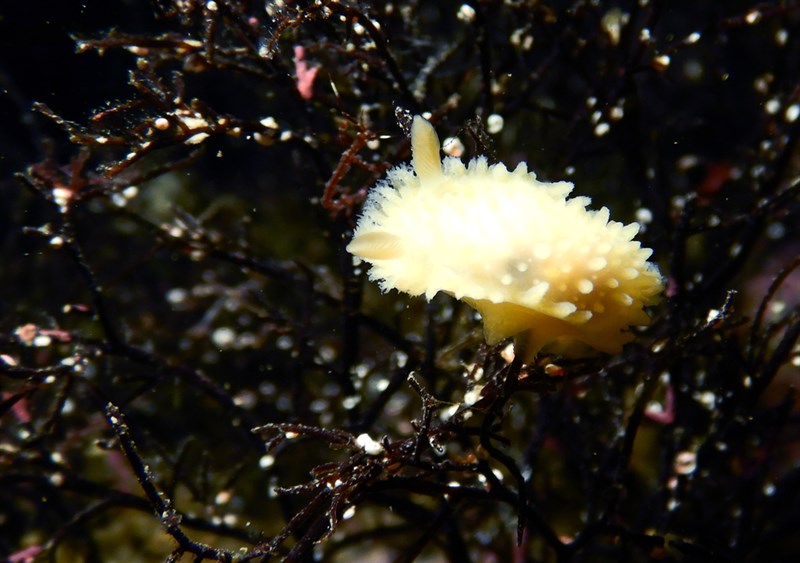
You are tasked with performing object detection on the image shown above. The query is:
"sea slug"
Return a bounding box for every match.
[347,116,663,359]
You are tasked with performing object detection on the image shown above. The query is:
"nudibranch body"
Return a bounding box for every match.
[347,116,664,359]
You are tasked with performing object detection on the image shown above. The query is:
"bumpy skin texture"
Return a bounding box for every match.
[347,116,664,359]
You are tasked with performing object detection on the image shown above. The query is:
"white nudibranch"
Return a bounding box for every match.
[346,116,664,359]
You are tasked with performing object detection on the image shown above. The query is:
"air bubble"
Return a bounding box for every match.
[594,122,610,136]
[486,114,504,134]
